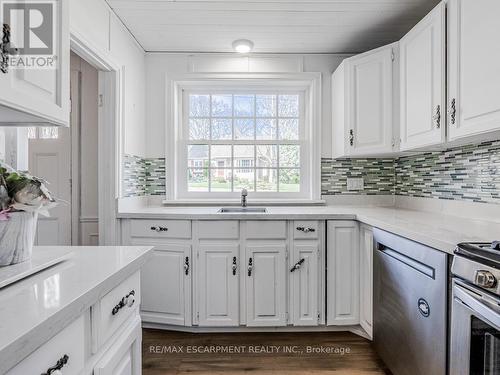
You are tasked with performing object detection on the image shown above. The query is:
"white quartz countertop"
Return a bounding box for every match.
[117,206,500,255]
[0,246,153,374]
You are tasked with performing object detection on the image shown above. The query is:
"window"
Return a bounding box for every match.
[184,92,302,195]
[169,74,321,202]
[27,127,59,140]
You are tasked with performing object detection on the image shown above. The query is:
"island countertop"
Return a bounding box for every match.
[0,245,153,374]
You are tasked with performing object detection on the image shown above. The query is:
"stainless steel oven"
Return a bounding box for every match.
[450,243,500,375]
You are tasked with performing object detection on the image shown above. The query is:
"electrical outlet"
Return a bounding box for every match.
[347,177,364,191]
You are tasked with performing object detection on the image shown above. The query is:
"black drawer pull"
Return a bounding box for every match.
[296,226,315,233]
[41,354,69,375]
[151,226,168,233]
[112,290,136,315]
[184,257,190,276]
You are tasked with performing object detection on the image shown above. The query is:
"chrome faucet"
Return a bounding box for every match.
[241,188,248,207]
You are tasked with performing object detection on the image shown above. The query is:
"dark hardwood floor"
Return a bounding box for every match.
[143,329,389,374]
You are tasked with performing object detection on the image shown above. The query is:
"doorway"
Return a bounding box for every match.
[28,52,99,246]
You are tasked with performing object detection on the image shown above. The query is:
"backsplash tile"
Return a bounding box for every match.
[395,140,500,204]
[123,141,500,204]
[321,158,395,195]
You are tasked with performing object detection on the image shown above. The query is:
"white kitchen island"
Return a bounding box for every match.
[0,246,153,375]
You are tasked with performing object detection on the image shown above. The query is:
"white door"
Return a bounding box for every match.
[359,224,373,338]
[346,45,395,155]
[327,221,360,326]
[94,319,141,375]
[29,126,71,245]
[246,244,287,327]
[290,243,319,326]
[448,0,500,141]
[198,244,239,327]
[141,244,191,326]
[400,2,446,150]
[0,0,69,126]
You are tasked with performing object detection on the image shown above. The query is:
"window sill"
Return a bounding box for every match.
[162,199,326,207]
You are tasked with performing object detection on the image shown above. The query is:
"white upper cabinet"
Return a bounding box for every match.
[0,0,69,126]
[447,0,500,142]
[400,2,446,151]
[332,43,399,158]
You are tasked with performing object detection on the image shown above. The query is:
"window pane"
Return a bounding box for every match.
[211,118,232,140]
[210,145,232,168]
[212,95,232,117]
[211,169,232,192]
[256,145,277,168]
[235,119,255,140]
[234,95,254,117]
[27,127,37,139]
[234,145,255,168]
[189,118,210,140]
[278,94,299,117]
[233,169,255,192]
[256,119,277,140]
[39,127,59,139]
[257,169,277,192]
[189,94,210,117]
[278,119,299,140]
[256,95,276,117]
[188,145,208,168]
[279,169,300,192]
[188,169,209,192]
[279,145,300,167]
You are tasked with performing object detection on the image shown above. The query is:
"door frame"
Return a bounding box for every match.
[70,32,123,245]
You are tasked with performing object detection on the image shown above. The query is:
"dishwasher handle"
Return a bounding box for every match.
[376,242,435,279]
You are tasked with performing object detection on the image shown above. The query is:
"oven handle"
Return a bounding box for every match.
[454,283,500,330]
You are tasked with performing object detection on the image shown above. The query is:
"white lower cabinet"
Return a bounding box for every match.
[246,244,287,327]
[290,242,320,326]
[327,221,360,326]
[141,244,191,326]
[359,224,374,338]
[198,243,240,326]
[94,318,142,375]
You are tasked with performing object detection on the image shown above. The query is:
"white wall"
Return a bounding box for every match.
[69,0,146,157]
[144,54,347,159]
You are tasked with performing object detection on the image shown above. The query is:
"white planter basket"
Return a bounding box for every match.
[0,211,38,266]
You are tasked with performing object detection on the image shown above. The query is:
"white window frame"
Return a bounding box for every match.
[165,73,322,204]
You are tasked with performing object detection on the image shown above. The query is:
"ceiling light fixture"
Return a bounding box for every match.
[232,39,254,54]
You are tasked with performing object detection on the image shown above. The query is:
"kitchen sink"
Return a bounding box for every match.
[218,207,268,213]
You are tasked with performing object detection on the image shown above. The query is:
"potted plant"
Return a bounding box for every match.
[0,164,58,266]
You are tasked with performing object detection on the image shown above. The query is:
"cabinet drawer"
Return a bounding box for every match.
[246,221,287,239]
[293,221,319,239]
[92,271,141,352]
[130,219,191,239]
[197,221,239,239]
[7,315,85,375]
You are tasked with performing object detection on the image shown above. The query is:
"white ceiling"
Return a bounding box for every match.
[107,0,441,54]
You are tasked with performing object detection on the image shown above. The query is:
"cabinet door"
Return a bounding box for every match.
[400,2,445,150]
[327,221,360,325]
[359,225,373,338]
[141,244,191,326]
[448,0,500,141]
[246,244,287,327]
[94,318,142,375]
[0,0,69,126]
[290,242,319,326]
[346,45,395,155]
[198,244,239,327]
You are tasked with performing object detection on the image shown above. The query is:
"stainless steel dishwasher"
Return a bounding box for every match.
[373,228,448,375]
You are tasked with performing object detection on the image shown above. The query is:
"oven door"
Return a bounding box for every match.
[450,279,500,375]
